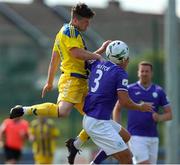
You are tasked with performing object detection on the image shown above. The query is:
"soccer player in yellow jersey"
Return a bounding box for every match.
[29,117,59,164]
[10,3,111,164]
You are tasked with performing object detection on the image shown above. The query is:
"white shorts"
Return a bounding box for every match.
[129,136,159,164]
[83,115,128,156]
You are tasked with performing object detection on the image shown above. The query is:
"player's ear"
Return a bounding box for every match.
[137,69,140,77]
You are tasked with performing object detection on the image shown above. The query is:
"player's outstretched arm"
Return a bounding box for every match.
[42,51,60,98]
[118,90,153,112]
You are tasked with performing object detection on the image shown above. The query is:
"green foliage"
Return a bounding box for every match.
[127,51,165,86]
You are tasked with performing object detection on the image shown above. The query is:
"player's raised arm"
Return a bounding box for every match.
[70,47,101,60]
[94,40,112,55]
[70,40,112,61]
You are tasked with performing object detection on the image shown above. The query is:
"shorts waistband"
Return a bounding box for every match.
[62,72,88,79]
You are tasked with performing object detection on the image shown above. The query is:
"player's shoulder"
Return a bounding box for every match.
[111,63,128,78]
[90,60,109,71]
[2,118,11,125]
[21,119,29,124]
[153,83,165,92]
[107,61,126,72]
[127,82,138,89]
[62,23,80,38]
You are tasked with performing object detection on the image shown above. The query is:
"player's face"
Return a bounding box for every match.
[76,17,90,31]
[138,65,152,84]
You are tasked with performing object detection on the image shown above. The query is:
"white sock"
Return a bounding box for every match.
[23,106,31,114]
[73,137,83,150]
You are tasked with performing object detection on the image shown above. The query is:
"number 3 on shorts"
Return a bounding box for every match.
[91,69,103,92]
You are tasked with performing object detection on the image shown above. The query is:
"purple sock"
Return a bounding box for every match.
[93,149,108,164]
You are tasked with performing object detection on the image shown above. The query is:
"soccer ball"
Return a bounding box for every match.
[106,40,129,64]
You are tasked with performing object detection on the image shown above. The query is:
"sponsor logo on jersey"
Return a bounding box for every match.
[135,91,141,95]
[122,79,128,86]
[152,92,158,98]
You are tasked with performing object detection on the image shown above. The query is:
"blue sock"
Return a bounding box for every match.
[93,150,108,164]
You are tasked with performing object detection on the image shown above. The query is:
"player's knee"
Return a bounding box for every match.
[113,149,132,164]
[120,150,132,164]
[58,102,72,117]
[125,132,131,143]
[58,108,72,117]
[58,108,70,117]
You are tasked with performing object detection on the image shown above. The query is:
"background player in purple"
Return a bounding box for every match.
[113,61,172,164]
[83,41,153,164]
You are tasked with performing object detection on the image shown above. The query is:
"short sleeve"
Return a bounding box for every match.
[116,70,128,91]
[52,34,60,53]
[64,35,82,50]
[0,119,8,132]
[159,88,170,107]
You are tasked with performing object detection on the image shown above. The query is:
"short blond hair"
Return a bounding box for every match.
[138,61,153,71]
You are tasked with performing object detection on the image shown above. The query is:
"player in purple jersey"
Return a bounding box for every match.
[83,41,153,164]
[113,61,172,164]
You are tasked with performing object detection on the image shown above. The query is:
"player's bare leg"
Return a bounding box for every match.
[112,149,132,164]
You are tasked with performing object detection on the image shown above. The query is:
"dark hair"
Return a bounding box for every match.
[71,3,95,19]
[138,61,153,71]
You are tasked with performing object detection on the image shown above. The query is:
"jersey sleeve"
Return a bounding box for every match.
[0,120,8,133]
[52,33,60,53]
[159,88,170,107]
[65,36,82,50]
[63,26,82,50]
[116,69,128,91]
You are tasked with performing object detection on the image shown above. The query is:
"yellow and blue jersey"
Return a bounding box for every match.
[53,23,88,76]
[29,119,59,157]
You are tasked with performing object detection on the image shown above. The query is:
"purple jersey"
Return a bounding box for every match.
[84,60,128,120]
[127,81,170,137]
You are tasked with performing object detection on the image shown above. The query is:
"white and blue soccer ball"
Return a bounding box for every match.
[106,40,129,64]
